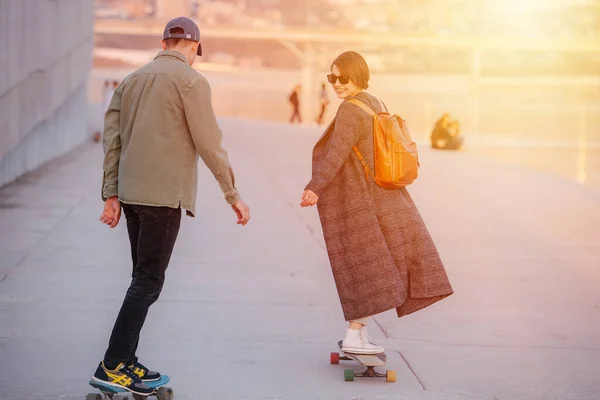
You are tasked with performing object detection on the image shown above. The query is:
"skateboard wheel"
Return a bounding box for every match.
[344,369,355,382]
[386,370,397,383]
[132,394,146,400]
[157,387,174,400]
[85,394,102,400]
[113,394,129,400]
[330,352,340,364]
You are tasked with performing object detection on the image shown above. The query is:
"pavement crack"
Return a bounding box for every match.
[397,350,427,391]
[372,315,390,338]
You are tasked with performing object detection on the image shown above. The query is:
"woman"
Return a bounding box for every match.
[300,51,453,355]
[315,82,330,125]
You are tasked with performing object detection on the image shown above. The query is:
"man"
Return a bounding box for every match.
[91,17,250,396]
[288,84,302,123]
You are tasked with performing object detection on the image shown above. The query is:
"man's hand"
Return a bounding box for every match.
[232,200,250,226]
[300,189,319,207]
[100,196,122,228]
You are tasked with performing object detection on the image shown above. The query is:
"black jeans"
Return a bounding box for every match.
[103,204,181,367]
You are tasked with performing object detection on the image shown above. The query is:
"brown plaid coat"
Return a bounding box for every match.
[305,91,453,321]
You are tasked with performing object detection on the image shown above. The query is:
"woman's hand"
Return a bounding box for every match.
[300,189,319,207]
[231,200,251,226]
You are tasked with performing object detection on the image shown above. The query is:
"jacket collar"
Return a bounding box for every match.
[154,50,189,64]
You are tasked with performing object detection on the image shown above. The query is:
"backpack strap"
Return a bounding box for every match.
[347,97,388,114]
[345,99,377,181]
[352,145,373,181]
[346,99,376,116]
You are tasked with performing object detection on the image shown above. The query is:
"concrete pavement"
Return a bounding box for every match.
[0,117,599,400]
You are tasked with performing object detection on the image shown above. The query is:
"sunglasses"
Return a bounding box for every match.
[327,74,349,85]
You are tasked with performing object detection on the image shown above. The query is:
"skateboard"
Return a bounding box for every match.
[330,340,396,382]
[86,375,173,400]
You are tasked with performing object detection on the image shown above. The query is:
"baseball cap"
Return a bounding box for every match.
[162,16,202,56]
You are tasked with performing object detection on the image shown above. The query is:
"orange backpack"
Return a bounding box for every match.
[347,99,419,189]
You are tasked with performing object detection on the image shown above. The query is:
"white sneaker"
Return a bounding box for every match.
[360,327,385,353]
[342,328,385,355]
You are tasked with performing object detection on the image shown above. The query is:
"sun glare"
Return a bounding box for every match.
[479,0,568,37]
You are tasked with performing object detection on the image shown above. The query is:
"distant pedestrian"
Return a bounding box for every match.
[301,51,453,355]
[93,16,250,396]
[431,113,464,150]
[102,79,114,114]
[288,84,302,123]
[315,82,329,125]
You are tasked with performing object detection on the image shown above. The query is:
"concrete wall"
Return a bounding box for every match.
[0,0,94,187]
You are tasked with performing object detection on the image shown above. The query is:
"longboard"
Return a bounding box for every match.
[330,340,396,382]
[86,375,173,400]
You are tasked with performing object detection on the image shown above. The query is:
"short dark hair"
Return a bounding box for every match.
[331,51,370,89]
[163,27,184,49]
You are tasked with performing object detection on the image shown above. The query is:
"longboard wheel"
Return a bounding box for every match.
[386,370,397,383]
[330,352,340,364]
[344,369,355,382]
[85,394,102,400]
[132,394,146,400]
[113,394,130,400]
[157,387,174,400]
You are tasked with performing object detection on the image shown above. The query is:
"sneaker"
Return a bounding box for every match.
[129,361,161,382]
[360,326,385,353]
[91,362,153,395]
[342,328,384,355]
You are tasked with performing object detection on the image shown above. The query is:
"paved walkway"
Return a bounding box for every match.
[0,117,599,400]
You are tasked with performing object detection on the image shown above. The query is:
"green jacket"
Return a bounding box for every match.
[101,50,240,216]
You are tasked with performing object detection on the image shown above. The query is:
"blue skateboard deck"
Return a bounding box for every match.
[88,375,171,398]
